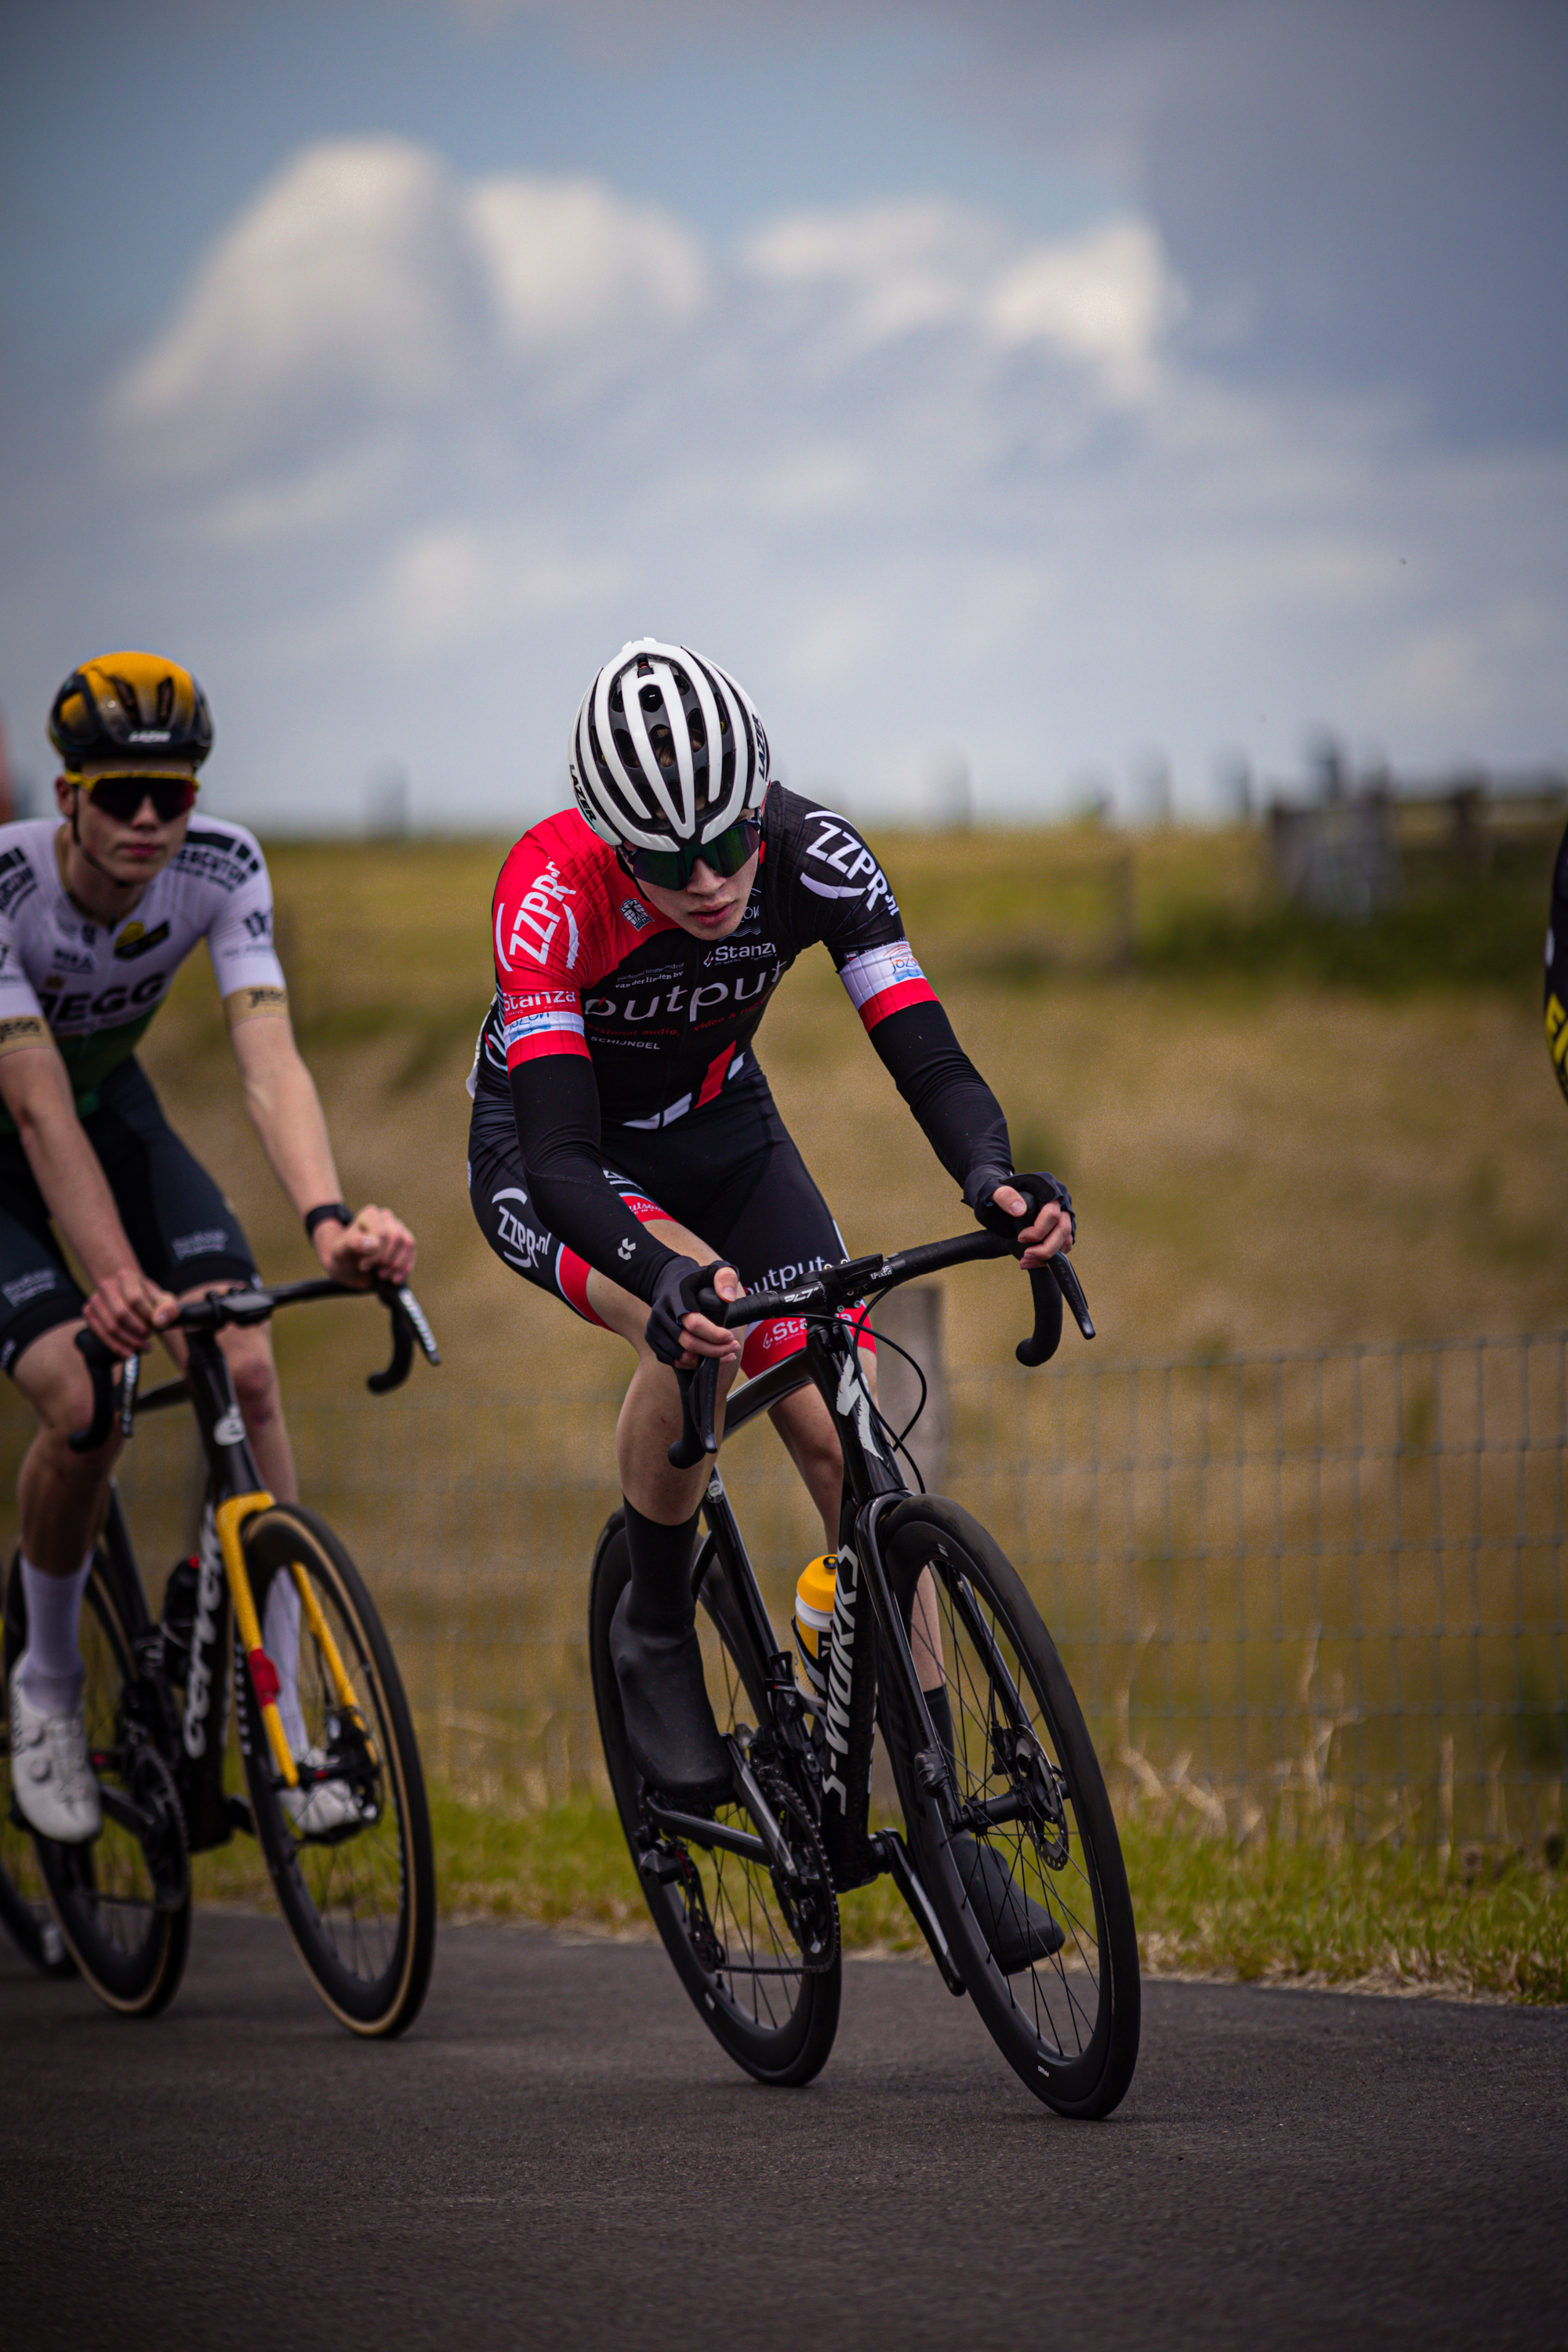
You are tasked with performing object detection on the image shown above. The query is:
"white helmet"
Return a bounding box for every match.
[568,638,770,855]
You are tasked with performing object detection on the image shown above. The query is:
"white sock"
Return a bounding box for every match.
[262,1572,309,1756]
[16,1554,93,1715]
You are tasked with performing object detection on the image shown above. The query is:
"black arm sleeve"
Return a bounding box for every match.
[868,999,1012,1195]
[508,1055,683,1307]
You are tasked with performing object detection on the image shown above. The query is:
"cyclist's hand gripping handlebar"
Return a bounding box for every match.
[971,1172,1094,1366]
[650,1260,730,1470]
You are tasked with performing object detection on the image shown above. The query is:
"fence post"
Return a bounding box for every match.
[872,1281,948,1490]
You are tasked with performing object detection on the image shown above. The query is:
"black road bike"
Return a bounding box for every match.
[588,1236,1141,2119]
[0,1279,439,2035]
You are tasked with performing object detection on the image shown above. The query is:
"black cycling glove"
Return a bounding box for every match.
[964,1167,1076,1245]
[644,1256,729,1368]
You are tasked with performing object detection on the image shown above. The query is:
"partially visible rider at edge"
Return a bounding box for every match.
[2,652,415,1847]
[470,637,1075,1969]
[1544,818,1568,1106]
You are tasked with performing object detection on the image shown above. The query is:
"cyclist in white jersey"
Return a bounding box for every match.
[2,652,414,1843]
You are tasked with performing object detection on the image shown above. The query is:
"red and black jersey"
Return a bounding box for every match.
[476,786,938,1122]
[471,786,1012,1306]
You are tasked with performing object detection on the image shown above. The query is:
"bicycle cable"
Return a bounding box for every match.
[848,1304,928,1494]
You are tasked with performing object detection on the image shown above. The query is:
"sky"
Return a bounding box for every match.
[2,0,1565,831]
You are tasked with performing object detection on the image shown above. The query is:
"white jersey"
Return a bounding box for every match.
[0,816,286,1124]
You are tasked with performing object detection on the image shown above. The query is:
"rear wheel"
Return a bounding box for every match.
[589,1512,841,2089]
[880,1496,1140,2119]
[236,1504,434,2039]
[2,1552,190,2016]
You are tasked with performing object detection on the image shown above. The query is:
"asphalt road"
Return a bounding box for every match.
[2,1914,1564,2352]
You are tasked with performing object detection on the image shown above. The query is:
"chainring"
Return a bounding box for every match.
[757,1766,840,1975]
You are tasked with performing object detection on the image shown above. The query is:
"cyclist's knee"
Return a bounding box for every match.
[13,1327,115,1460]
[227,1332,282,1428]
[775,1385,842,1468]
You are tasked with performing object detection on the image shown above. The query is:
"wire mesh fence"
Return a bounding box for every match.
[110,1330,1568,1853]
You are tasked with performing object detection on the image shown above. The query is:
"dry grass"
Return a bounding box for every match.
[125,821,1567,1407]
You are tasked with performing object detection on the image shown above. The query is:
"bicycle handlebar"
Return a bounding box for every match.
[666,1229,1094,1468]
[67,1278,441,1454]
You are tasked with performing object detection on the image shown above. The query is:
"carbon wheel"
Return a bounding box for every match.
[3,1553,190,2017]
[236,1504,434,2038]
[589,1512,841,2089]
[880,1496,1140,2119]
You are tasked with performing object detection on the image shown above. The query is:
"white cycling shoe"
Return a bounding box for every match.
[281,1745,365,1837]
[9,1664,102,1844]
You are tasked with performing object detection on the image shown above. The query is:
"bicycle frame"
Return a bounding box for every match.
[74,1279,437,1851]
[670,1230,1094,1983]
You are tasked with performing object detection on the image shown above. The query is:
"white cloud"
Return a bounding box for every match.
[739,199,1181,404]
[7,132,1562,830]
[114,141,485,470]
[985,216,1182,402]
[466,173,709,355]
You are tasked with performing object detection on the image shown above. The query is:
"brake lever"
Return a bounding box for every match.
[366,1281,441,1396]
[1015,1265,1065,1367]
[1014,1254,1094,1366]
[67,1328,121,1453]
[667,1357,720,1469]
[665,1279,731,1468]
[1051,1254,1094,1340]
[118,1347,141,1435]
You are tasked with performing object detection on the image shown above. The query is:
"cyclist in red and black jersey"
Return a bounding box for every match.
[470,638,1073,1831]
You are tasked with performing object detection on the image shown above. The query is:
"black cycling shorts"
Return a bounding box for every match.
[0,1057,257,1377]
[468,1066,874,1377]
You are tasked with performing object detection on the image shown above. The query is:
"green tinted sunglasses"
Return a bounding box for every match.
[619,817,761,893]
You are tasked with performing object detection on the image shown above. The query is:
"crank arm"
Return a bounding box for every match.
[98,1784,157,1842]
[725,1735,808,1878]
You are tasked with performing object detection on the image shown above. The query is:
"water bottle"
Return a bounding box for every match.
[793,1552,837,1699]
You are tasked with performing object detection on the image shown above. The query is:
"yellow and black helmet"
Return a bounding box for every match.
[49,652,213,774]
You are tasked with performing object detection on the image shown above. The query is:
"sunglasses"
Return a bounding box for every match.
[82,774,198,824]
[619,817,760,893]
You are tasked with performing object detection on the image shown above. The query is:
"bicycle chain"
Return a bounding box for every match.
[754,1763,840,1976]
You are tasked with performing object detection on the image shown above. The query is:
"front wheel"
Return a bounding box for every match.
[880,1497,1140,2119]
[589,1511,841,2089]
[2,1552,190,2016]
[236,1504,434,2038]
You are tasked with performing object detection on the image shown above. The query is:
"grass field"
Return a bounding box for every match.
[184,1784,1568,2005]
[131,815,1567,1406]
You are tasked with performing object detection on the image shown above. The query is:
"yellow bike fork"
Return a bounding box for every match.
[213,1495,371,1789]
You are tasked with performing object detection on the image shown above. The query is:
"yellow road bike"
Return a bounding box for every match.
[0,1278,439,2035]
